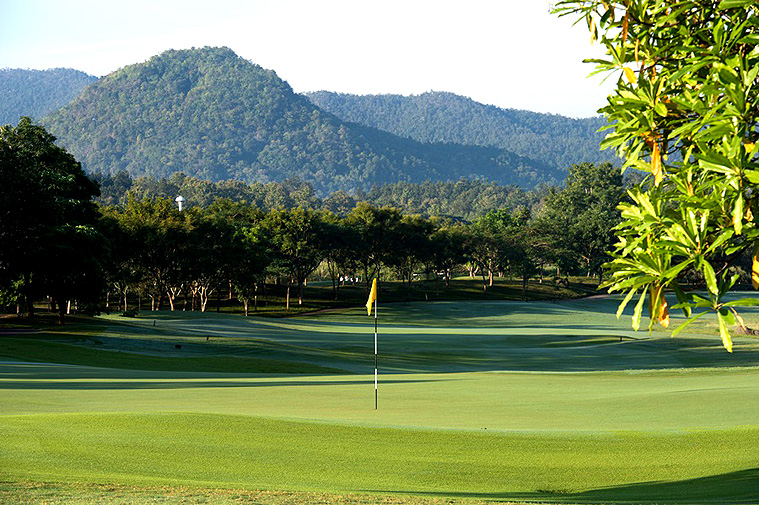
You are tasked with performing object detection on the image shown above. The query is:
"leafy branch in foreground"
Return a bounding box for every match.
[554,0,759,351]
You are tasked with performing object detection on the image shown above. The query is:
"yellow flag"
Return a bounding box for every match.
[366,278,378,316]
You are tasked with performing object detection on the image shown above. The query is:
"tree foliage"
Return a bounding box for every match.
[0,118,102,321]
[307,90,619,172]
[0,69,96,125]
[556,0,759,351]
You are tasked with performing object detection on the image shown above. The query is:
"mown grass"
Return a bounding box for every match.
[0,336,347,374]
[0,481,514,505]
[1,412,758,504]
[2,295,759,503]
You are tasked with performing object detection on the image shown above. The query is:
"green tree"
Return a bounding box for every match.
[536,163,625,280]
[265,208,326,307]
[468,210,512,289]
[114,197,191,311]
[428,223,468,287]
[0,117,103,322]
[345,203,404,293]
[555,0,759,351]
[386,214,434,298]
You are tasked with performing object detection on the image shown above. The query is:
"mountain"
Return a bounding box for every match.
[0,68,97,125]
[305,91,618,171]
[42,47,560,194]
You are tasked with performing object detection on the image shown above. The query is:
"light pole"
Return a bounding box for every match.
[175,195,186,211]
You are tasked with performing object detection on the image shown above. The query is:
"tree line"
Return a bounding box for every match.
[94,171,548,221]
[1,119,627,323]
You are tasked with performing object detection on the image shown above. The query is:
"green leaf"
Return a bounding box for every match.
[703,262,719,296]
[719,307,736,326]
[672,311,708,337]
[671,282,692,317]
[719,0,754,8]
[717,311,734,353]
[733,193,744,235]
[722,298,759,307]
[632,284,649,332]
[617,288,637,319]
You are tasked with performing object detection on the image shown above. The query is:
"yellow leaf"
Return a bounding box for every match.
[623,67,638,84]
[651,141,663,186]
[753,242,759,289]
[635,39,640,64]
[745,142,756,154]
[659,296,670,328]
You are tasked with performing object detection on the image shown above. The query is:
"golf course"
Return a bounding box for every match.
[2,293,759,504]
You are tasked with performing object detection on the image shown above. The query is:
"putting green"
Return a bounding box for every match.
[1,297,759,503]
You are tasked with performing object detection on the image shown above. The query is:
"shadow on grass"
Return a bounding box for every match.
[372,467,759,504]
[0,362,450,390]
[0,377,443,390]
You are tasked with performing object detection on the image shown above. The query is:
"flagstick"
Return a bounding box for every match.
[374,296,378,410]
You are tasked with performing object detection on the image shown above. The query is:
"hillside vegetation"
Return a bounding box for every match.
[43,47,560,194]
[0,68,96,125]
[306,90,619,171]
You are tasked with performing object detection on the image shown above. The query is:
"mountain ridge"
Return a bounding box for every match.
[0,68,97,125]
[41,47,561,194]
[305,90,618,171]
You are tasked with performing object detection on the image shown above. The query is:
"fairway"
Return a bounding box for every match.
[2,297,759,503]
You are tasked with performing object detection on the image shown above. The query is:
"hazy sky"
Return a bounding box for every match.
[1,0,616,118]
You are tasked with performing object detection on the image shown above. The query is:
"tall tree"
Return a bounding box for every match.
[386,214,434,298]
[345,202,404,292]
[536,162,625,280]
[265,208,326,307]
[0,117,102,322]
[115,197,191,311]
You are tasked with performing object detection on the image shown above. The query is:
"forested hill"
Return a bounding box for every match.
[305,91,619,171]
[0,68,97,125]
[43,47,560,194]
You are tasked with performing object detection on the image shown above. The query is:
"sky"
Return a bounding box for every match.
[0,0,617,118]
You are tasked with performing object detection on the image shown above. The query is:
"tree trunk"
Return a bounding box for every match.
[286,286,290,311]
[25,295,34,318]
[56,297,66,325]
[199,287,209,312]
[243,298,249,317]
